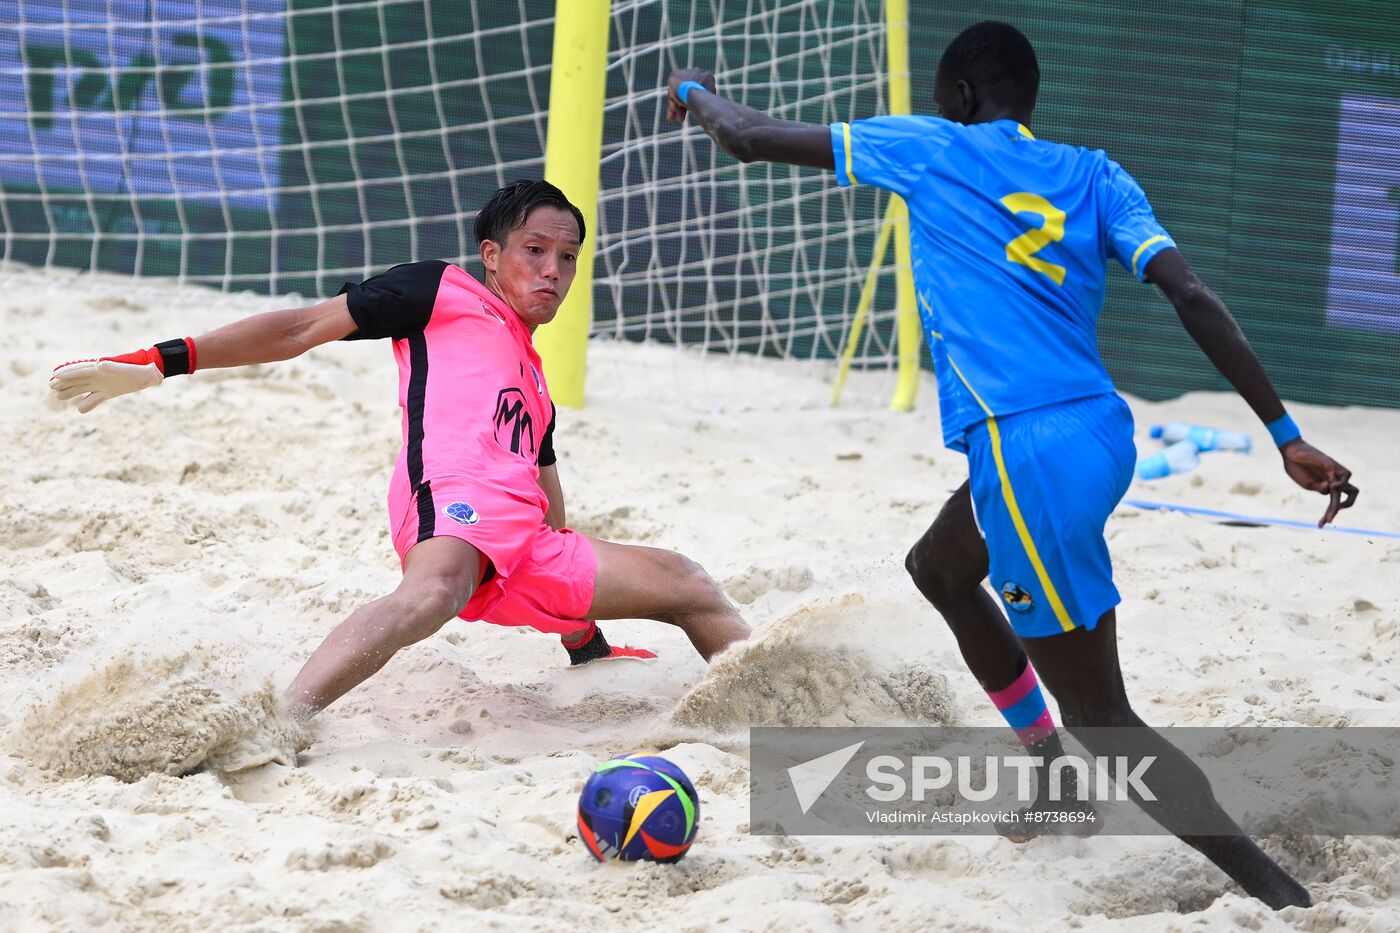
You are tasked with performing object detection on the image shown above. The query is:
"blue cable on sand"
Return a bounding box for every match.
[1123,499,1400,539]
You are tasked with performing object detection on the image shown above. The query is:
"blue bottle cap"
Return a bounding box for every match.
[1136,453,1169,481]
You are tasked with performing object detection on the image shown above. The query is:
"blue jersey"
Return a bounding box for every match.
[830,116,1175,450]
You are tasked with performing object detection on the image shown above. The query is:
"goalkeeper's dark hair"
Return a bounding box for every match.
[474,179,586,247]
[936,21,1040,113]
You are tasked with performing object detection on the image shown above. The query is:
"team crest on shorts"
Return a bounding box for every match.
[1000,581,1035,613]
[443,502,480,526]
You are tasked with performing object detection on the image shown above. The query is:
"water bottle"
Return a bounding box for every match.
[1136,440,1201,480]
[1149,422,1252,454]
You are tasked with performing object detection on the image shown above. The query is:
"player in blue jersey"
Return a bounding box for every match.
[665,21,1358,910]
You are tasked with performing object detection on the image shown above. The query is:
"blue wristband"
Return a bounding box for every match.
[1266,413,1301,447]
[676,80,707,106]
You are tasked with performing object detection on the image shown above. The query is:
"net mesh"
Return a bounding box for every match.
[595,0,892,367]
[1,0,900,376]
[6,1,1398,408]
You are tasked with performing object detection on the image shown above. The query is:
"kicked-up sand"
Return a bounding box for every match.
[1,266,1397,930]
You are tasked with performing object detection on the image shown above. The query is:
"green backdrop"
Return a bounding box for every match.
[915,2,1399,407]
[2,0,1396,407]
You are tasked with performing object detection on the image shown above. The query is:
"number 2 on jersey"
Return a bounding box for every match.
[999,192,1066,286]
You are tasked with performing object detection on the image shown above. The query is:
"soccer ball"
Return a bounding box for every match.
[576,754,699,862]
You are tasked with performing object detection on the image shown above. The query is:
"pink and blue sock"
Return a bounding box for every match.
[987,661,1056,746]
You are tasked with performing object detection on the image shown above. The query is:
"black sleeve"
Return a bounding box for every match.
[537,403,557,467]
[337,259,448,340]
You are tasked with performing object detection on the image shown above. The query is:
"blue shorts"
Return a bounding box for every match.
[964,393,1135,639]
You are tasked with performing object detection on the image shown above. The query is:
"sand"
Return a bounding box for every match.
[1,264,1397,931]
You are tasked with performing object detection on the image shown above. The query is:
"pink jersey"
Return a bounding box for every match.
[340,260,556,576]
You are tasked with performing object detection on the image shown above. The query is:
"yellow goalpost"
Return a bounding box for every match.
[537,0,611,410]
[832,0,921,411]
[539,0,920,412]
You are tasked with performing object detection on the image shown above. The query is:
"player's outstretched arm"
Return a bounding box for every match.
[1146,248,1358,526]
[50,294,356,413]
[187,293,357,369]
[665,68,833,169]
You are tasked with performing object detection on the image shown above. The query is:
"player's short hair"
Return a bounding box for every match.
[936,21,1040,113]
[474,179,586,247]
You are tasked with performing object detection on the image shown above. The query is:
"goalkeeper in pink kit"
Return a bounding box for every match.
[50,180,751,716]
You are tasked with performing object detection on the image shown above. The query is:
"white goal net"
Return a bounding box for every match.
[1,0,903,375]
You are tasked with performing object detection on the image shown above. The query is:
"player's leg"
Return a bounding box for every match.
[587,539,750,660]
[905,481,1024,691]
[978,394,1307,905]
[952,394,1159,835]
[907,481,1087,832]
[284,536,483,715]
[1023,612,1311,910]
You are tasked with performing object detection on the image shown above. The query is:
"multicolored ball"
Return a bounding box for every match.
[576,754,699,862]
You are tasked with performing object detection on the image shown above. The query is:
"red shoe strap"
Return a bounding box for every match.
[561,620,598,649]
[607,645,658,660]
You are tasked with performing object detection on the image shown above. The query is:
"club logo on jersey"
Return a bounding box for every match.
[481,300,506,324]
[1000,581,1035,613]
[443,502,480,526]
[493,387,537,458]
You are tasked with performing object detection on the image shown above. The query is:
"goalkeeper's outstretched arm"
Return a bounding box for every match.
[665,68,833,169]
[50,294,356,412]
[184,294,356,369]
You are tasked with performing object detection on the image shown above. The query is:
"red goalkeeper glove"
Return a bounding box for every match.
[50,338,197,413]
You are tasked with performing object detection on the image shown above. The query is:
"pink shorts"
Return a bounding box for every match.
[390,477,596,636]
